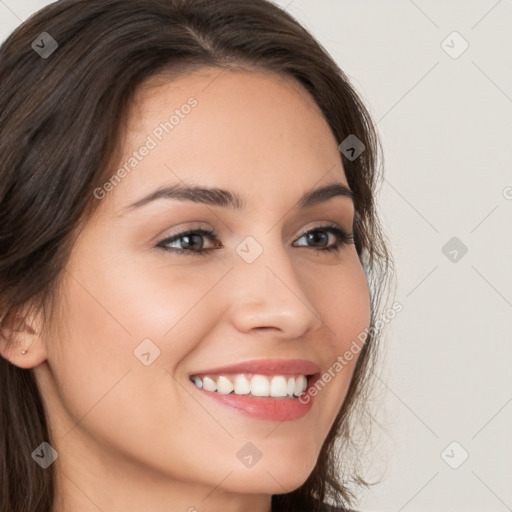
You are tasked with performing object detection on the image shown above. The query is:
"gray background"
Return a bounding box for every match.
[1,1,511,511]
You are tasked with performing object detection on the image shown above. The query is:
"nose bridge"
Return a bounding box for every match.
[226,233,324,337]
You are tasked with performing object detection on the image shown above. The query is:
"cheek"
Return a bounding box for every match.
[44,269,231,477]
[305,258,371,426]
[86,251,230,339]
[62,244,228,353]
[48,256,230,421]
[311,256,371,351]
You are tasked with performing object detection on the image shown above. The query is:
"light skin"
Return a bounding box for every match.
[2,67,371,512]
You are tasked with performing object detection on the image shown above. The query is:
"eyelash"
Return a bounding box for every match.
[156,224,355,257]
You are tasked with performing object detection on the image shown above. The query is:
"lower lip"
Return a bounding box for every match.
[190,375,318,422]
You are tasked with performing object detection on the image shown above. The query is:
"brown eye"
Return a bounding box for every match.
[156,228,221,256]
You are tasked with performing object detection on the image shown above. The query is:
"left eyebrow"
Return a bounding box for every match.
[297,182,355,209]
[121,181,355,214]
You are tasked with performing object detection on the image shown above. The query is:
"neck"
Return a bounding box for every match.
[51,449,273,512]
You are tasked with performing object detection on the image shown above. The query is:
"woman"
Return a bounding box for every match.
[0,1,392,511]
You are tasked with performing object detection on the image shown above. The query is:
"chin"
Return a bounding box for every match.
[232,446,317,494]
[223,469,312,495]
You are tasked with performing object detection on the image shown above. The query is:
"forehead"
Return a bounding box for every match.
[130,65,323,125]
[125,65,335,156]
[101,66,347,215]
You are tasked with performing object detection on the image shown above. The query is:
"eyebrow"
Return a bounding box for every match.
[122,181,355,213]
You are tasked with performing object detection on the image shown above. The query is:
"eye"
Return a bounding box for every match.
[156,228,220,256]
[292,225,354,253]
[156,224,354,256]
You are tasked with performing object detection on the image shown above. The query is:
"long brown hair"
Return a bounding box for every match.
[0,1,392,511]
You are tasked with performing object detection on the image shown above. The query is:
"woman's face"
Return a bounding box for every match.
[33,68,371,509]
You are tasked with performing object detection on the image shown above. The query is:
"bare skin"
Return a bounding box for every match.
[3,67,370,512]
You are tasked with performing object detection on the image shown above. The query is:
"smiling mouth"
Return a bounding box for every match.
[189,373,317,399]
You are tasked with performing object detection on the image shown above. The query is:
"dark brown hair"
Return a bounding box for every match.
[0,1,392,511]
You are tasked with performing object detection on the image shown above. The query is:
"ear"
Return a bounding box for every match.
[0,306,48,369]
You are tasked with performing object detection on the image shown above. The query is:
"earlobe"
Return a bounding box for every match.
[7,344,47,369]
[0,312,48,369]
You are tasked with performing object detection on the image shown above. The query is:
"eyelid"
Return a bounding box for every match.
[296,221,346,237]
[155,222,212,241]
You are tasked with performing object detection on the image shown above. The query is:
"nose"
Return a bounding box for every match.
[224,240,325,340]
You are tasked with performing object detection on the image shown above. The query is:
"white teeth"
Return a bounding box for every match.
[234,375,251,395]
[287,376,296,397]
[191,373,309,398]
[202,376,216,392]
[270,376,288,397]
[250,375,270,396]
[216,376,234,395]
[294,375,307,396]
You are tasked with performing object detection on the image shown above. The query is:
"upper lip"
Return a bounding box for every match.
[190,358,321,377]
